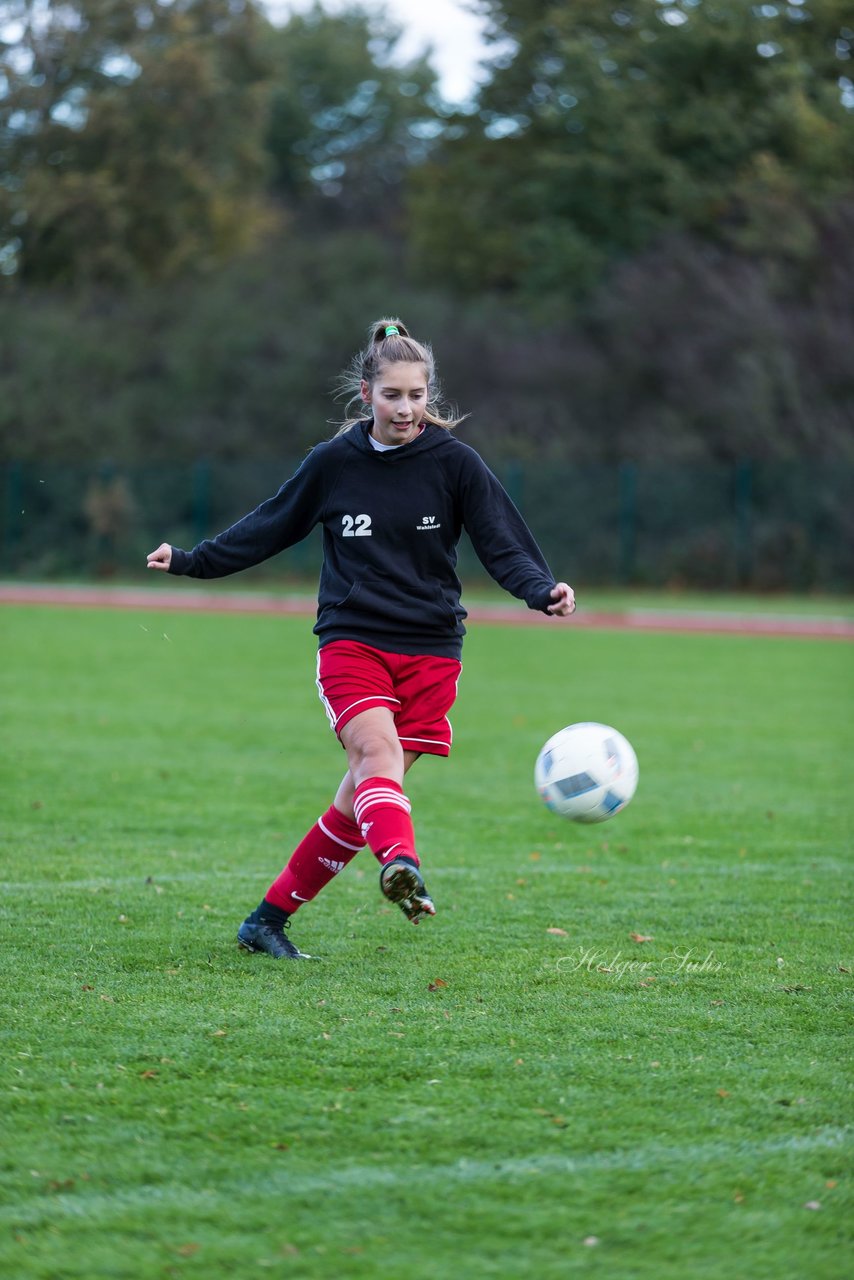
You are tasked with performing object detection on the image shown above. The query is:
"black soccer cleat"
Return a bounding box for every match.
[237,918,315,960]
[379,857,436,924]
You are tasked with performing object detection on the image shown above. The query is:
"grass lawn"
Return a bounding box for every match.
[1,604,851,1279]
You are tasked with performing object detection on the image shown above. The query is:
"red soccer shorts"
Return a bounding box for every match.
[316,640,462,757]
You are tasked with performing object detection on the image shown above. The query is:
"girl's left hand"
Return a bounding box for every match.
[547,582,576,616]
[146,543,173,572]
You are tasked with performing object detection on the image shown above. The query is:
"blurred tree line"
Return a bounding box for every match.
[0,0,852,468]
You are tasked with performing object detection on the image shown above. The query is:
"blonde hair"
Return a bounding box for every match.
[335,317,464,434]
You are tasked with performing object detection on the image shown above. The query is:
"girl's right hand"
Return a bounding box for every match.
[146,543,172,572]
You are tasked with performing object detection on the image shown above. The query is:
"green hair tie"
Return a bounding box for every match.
[384,325,400,337]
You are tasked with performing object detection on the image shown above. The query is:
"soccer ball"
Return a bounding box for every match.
[534,722,638,823]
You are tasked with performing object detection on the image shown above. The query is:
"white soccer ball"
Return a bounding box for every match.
[534,722,639,823]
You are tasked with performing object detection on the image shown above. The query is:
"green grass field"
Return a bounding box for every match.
[1,603,851,1279]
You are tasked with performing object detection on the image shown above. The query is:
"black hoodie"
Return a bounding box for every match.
[168,421,558,658]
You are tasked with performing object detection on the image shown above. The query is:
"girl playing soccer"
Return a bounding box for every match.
[147,318,576,959]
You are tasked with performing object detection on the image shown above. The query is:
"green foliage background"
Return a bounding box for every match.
[1,1,852,495]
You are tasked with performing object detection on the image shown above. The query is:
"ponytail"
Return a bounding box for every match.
[334,317,465,434]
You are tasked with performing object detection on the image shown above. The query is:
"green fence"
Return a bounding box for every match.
[1,459,851,591]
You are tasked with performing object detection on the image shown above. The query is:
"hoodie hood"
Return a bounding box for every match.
[343,419,453,459]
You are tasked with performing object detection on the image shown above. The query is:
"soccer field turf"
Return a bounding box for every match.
[1,604,851,1279]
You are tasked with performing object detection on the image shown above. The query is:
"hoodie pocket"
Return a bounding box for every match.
[332,577,461,633]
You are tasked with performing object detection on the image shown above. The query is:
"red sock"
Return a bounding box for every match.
[265,806,364,913]
[353,777,419,867]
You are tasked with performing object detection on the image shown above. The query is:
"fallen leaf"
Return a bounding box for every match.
[837,965,850,974]
[211,1029,227,1037]
[139,1070,158,1080]
[535,1108,566,1127]
[175,1243,200,1256]
[803,1201,822,1212]
[81,985,94,991]
[428,979,448,991]
[546,927,568,937]
[629,932,653,943]
[716,1089,730,1098]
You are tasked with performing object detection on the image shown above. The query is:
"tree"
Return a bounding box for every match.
[265,3,444,224]
[0,0,273,283]
[409,0,854,301]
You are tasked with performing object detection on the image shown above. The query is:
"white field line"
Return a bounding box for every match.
[4,1126,850,1229]
[0,866,472,893]
[0,858,846,894]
